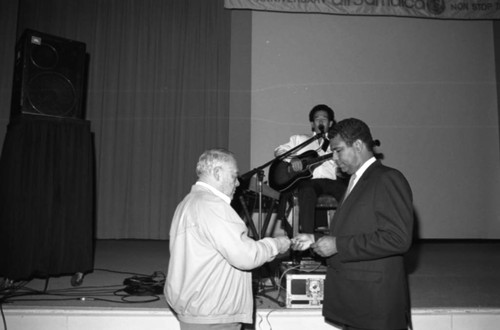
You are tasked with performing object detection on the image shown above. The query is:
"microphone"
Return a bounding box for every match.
[318,124,325,135]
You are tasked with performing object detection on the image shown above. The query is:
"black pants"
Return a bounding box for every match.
[326,318,409,330]
[275,178,347,236]
[297,178,346,234]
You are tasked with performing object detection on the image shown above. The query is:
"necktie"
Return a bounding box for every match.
[345,173,357,198]
[321,137,329,151]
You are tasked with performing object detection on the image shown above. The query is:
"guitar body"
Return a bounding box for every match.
[269,150,328,192]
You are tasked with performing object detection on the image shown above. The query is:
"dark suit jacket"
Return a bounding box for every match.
[323,160,414,329]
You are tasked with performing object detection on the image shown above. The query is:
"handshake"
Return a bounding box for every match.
[273,234,337,258]
[272,234,316,254]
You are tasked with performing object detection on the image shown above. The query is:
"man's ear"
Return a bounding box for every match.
[310,122,315,132]
[213,166,221,181]
[353,139,363,152]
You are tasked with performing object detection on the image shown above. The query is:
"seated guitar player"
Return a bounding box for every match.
[272,104,347,235]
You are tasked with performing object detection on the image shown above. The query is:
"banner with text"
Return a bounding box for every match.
[224,0,500,20]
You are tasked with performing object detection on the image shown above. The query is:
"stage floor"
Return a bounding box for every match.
[2,239,500,314]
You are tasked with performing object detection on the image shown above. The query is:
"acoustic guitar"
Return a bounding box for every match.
[268,150,333,192]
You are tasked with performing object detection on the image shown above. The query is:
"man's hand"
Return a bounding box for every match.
[274,236,291,254]
[290,157,304,172]
[291,234,315,251]
[311,236,337,257]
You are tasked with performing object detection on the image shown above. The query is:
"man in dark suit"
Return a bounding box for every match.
[292,118,414,330]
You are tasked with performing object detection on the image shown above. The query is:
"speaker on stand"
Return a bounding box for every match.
[0,29,94,286]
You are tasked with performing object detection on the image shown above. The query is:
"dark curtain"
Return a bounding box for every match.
[0,0,19,139]
[1,0,231,239]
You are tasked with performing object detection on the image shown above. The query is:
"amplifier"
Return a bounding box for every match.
[285,272,326,308]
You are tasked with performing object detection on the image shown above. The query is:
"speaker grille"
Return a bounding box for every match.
[10,29,86,119]
[27,73,76,117]
[31,43,58,69]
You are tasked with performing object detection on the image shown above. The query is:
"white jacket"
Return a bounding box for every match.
[165,183,279,324]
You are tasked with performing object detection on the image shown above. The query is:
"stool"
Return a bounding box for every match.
[291,193,338,237]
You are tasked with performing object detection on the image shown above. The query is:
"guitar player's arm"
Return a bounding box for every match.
[274,134,309,171]
[275,137,306,172]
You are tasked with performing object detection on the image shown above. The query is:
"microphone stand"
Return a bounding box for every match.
[238,131,325,183]
[236,131,325,306]
[238,131,325,237]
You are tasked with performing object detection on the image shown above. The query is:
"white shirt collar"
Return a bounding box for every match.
[351,157,376,187]
[196,181,231,204]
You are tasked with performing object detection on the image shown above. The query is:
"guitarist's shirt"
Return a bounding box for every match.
[274,133,338,180]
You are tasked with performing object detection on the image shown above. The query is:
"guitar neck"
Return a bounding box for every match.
[303,153,333,167]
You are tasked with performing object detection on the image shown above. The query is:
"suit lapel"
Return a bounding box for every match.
[339,160,381,206]
[332,161,381,233]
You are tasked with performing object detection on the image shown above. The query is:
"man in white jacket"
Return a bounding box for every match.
[165,148,291,330]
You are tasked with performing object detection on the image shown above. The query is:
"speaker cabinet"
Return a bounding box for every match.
[10,29,86,119]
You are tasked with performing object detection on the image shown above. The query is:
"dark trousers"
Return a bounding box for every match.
[296,178,346,234]
[326,318,410,330]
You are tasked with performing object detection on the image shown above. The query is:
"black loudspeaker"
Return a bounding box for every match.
[10,29,86,119]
